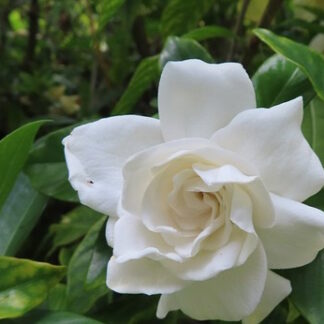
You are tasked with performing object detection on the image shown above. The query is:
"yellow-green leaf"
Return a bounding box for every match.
[0,257,65,319]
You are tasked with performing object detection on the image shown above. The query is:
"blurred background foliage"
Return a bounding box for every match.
[1,0,324,323]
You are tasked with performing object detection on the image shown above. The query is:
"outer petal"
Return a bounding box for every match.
[243,271,291,324]
[158,59,256,141]
[107,256,185,295]
[157,244,267,321]
[63,116,163,216]
[212,97,324,201]
[258,194,324,269]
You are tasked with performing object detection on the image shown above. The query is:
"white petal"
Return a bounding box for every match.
[113,215,182,262]
[106,217,117,247]
[162,228,257,281]
[243,271,291,324]
[157,244,267,321]
[107,256,185,295]
[212,97,324,201]
[258,194,324,269]
[158,59,256,141]
[63,116,163,216]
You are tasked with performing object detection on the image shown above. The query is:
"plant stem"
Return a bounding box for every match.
[227,0,251,61]
[243,0,284,66]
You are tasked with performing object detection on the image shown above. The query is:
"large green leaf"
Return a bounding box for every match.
[98,0,126,31]
[111,56,160,116]
[182,25,233,42]
[66,216,111,313]
[283,251,324,324]
[160,36,213,69]
[50,206,103,252]
[252,54,315,107]
[161,0,214,37]
[9,310,102,324]
[0,256,65,319]
[0,173,48,256]
[254,28,324,101]
[0,120,45,211]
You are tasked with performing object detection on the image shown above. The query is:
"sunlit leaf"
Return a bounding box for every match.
[0,257,65,319]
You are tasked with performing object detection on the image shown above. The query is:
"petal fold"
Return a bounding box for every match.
[158,59,256,141]
[107,256,185,295]
[157,244,267,321]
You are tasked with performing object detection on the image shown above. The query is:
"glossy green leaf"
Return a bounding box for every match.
[10,310,102,324]
[50,206,103,252]
[305,98,324,164]
[0,173,48,256]
[0,120,46,211]
[25,162,77,202]
[160,36,213,69]
[254,28,324,101]
[0,256,65,319]
[66,216,111,313]
[111,56,160,116]
[283,251,324,324]
[41,284,67,312]
[98,0,126,31]
[27,125,75,164]
[252,54,315,107]
[25,125,80,202]
[182,26,233,42]
[93,295,176,324]
[161,0,214,37]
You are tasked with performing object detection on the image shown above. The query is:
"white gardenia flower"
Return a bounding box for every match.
[63,59,324,323]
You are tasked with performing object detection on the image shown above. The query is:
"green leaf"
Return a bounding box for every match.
[252,54,315,108]
[66,216,111,313]
[160,36,213,69]
[161,0,214,38]
[98,0,126,31]
[0,173,48,256]
[254,28,324,101]
[50,206,103,252]
[111,56,160,116]
[25,162,78,202]
[27,125,75,164]
[283,250,324,324]
[0,256,65,319]
[182,26,233,42]
[9,310,102,324]
[0,120,46,211]
[306,98,324,164]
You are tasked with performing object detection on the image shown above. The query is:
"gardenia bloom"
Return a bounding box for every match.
[63,59,324,323]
